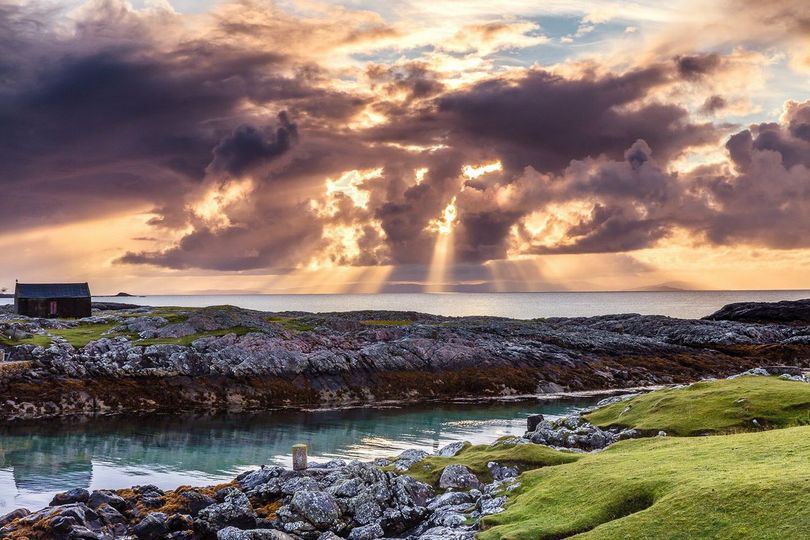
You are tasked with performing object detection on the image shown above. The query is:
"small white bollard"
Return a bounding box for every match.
[0,350,4,362]
[292,444,308,471]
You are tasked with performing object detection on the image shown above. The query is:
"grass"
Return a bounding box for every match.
[393,441,580,488]
[48,323,123,348]
[136,326,255,346]
[0,333,52,347]
[266,316,315,333]
[479,425,810,540]
[585,376,810,436]
[361,319,414,326]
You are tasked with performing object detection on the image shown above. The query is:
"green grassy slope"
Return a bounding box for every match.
[395,441,580,487]
[479,425,810,540]
[584,376,810,436]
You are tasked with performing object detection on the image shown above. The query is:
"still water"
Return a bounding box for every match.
[0,398,596,510]
[0,290,799,319]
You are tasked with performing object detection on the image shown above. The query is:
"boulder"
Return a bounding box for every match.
[50,488,90,506]
[133,512,169,539]
[197,489,257,533]
[218,527,296,540]
[289,491,341,529]
[435,442,465,457]
[439,465,480,490]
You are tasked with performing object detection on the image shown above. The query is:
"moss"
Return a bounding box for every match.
[0,333,52,347]
[266,316,315,332]
[48,323,121,348]
[393,441,580,488]
[136,326,255,346]
[585,376,810,436]
[360,319,414,326]
[479,426,810,540]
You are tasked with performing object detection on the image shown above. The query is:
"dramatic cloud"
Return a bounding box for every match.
[1,0,809,292]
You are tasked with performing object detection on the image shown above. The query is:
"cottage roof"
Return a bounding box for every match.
[15,283,91,299]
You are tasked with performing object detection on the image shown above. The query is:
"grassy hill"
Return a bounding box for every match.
[453,376,810,539]
[584,376,810,436]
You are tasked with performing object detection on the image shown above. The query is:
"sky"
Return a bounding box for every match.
[1,0,810,294]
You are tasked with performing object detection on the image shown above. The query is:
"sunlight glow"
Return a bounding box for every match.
[463,161,502,179]
[191,179,252,230]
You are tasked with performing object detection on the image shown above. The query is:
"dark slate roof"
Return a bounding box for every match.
[15,282,91,299]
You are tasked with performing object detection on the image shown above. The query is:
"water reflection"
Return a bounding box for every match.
[0,398,595,509]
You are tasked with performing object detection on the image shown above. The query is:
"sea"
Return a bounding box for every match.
[2,290,806,319]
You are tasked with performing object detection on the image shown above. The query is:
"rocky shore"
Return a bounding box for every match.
[0,299,809,420]
[5,366,805,540]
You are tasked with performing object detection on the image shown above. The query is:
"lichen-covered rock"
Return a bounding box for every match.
[439,465,480,490]
[218,527,296,540]
[289,491,342,529]
[435,441,465,457]
[196,488,257,533]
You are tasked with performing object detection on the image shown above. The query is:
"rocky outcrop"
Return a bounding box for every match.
[1,302,809,420]
[0,452,514,540]
[704,298,810,324]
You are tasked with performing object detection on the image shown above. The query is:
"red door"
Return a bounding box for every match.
[49,301,57,316]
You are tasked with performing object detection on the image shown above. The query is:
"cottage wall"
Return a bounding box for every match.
[15,297,91,318]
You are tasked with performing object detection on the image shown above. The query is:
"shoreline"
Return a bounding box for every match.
[1,298,809,422]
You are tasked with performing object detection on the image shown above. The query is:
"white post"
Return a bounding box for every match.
[292,444,308,470]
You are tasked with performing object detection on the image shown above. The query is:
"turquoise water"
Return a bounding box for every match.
[3,290,804,319]
[0,398,597,511]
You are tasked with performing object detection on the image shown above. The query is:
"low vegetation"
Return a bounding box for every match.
[475,376,810,539]
[396,441,579,488]
[136,326,255,346]
[479,426,810,540]
[585,376,810,436]
[49,323,123,348]
[266,316,315,332]
[361,319,414,326]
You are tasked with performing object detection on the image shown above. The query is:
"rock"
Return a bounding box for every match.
[197,488,257,532]
[50,488,90,506]
[487,462,518,481]
[239,465,284,490]
[435,441,465,457]
[526,414,544,433]
[393,474,434,507]
[0,508,30,527]
[347,522,385,540]
[393,449,429,471]
[427,491,473,511]
[218,527,296,540]
[88,490,128,511]
[439,465,480,490]
[478,495,507,516]
[704,298,810,323]
[289,490,342,529]
[179,490,217,516]
[133,512,169,539]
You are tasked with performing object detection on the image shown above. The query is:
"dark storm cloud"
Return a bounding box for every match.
[210,113,299,177]
[425,64,718,174]
[4,0,810,276]
[675,53,722,80]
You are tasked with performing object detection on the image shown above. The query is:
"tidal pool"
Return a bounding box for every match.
[0,398,596,510]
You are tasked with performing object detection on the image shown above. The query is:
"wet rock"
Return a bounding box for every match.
[133,512,169,539]
[50,487,90,506]
[0,508,30,527]
[179,490,217,516]
[88,490,127,511]
[439,465,480,490]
